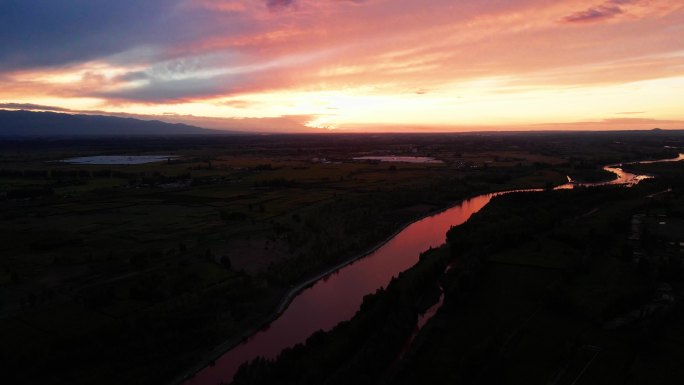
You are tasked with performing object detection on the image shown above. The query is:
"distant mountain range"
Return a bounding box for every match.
[0,110,225,137]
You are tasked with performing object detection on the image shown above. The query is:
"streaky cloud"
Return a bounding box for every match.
[562,4,624,23]
[0,103,72,112]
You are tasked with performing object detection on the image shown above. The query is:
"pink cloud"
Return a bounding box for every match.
[2,0,684,131]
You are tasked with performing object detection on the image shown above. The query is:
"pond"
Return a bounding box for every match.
[60,155,177,165]
[353,156,443,164]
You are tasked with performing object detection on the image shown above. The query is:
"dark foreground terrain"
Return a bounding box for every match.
[0,131,683,384]
[231,141,684,385]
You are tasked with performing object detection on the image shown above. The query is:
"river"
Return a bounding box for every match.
[183,154,682,385]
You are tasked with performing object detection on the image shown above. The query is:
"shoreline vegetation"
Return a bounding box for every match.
[176,184,523,384]
[180,155,679,384]
[172,196,466,385]
[230,157,684,385]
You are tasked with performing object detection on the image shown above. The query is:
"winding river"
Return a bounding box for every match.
[184,154,682,385]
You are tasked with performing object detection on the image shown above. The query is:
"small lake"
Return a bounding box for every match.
[60,155,177,165]
[353,156,443,164]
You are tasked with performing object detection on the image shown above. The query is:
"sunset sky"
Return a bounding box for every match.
[1,0,683,132]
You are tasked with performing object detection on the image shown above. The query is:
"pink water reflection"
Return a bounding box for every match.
[186,155,682,385]
[185,195,493,385]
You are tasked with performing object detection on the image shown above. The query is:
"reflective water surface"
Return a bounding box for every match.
[185,154,682,385]
[353,156,443,164]
[186,195,492,384]
[61,155,176,165]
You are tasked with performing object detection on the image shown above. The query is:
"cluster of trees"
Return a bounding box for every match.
[0,168,138,179]
[260,183,459,287]
[233,179,674,385]
[3,256,273,385]
[393,181,680,384]
[4,186,54,200]
[253,178,299,189]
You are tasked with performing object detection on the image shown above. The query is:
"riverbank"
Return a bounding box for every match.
[226,157,681,385]
[174,154,682,384]
[394,183,682,385]
[176,179,542,384]
[171,194,474,385]
[173,175,624,384]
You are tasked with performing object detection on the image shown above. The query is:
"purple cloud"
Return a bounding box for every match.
[561,0,640,23]
[563,4,624,23]
[266,0,296,11]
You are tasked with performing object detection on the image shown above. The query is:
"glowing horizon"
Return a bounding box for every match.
[1,0,683,132]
